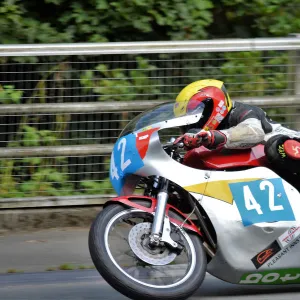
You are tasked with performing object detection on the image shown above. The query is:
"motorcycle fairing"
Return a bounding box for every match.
[135,132,300,285]
[110,104,300,285]
[110,112,203,195]
[194,173,300,284]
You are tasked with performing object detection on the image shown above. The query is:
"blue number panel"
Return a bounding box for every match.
[229,178,295,226]
[110,133,144,195]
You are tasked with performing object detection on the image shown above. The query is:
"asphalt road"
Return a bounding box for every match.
[2,270,300,300]
[0,228,93,273]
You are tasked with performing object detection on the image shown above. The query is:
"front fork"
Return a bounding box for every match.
[151,177,169,235]
[149,177,178,249]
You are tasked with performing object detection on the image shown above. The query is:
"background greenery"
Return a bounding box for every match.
[0,0,299,197]
[1,0,299,44]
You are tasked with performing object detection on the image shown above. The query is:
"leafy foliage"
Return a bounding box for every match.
[0,122,72,197]
[20,126,57,147]
[1,0,299,45]
[0,0,72,44]
[0,0,213,44]
[0,85,23,104]
[221,51,288,97]
[80,56,163,101]
[221,51,289,122]
[212,0,300,38]
[80,179,113,195]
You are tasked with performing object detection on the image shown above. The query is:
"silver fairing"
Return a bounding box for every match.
[111,105,300,285]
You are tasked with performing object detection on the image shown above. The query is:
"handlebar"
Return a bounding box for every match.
[163,137,185,155]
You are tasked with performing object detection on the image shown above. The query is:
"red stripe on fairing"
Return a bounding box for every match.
[136,127,160,159]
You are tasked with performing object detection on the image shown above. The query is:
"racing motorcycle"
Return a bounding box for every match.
[89,102,300,300]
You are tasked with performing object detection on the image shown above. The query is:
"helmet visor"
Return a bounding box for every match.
[186,100,205,114]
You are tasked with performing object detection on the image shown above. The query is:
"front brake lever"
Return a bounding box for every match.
[175,142,184,149]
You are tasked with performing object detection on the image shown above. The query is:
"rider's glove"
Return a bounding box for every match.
[179,129,227,150]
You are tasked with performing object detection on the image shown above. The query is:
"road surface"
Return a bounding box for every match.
[1,270,300,300]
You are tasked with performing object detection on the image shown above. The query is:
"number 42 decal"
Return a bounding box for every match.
[111,138,132,181]
[110,134,144,195]
[244,180,283,215]
[229,178,295,226]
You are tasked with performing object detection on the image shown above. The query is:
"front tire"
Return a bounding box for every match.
[89,204,207,300]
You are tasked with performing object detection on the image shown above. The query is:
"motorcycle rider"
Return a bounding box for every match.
[173,79,300,176]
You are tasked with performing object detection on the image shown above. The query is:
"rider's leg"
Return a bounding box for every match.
[265,135,300,172]
[265,135,300,190]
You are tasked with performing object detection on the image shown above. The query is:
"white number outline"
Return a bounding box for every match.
[244,185,263,215]
[118,138,132,171]
[243,180,285,215]
[260,180,283,211]
[110,137,132,181]
[110,152,119,180]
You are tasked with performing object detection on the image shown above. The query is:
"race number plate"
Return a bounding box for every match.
[229,178,295,226]
[110,133,144,195]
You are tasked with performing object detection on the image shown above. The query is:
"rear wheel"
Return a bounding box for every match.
[89,204,207,300]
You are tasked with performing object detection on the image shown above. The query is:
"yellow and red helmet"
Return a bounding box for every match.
[174,79,232,130]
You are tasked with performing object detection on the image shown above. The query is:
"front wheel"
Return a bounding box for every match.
[89,204,207,300]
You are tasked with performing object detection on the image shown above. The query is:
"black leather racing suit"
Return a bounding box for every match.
[216,101,300,185]
[217,101,300,149]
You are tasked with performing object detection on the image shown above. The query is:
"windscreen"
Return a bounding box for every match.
[120,102,204,137]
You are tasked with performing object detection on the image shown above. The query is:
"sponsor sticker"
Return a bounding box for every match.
[267,236,300,267]
[278,226,300,248]
[215,113,224,122]
[218,100,225,107]
[278,144,286,158]
[240,268,300,285]
[251,240,281,269]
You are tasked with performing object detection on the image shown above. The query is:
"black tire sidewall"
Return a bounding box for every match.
[89,204,207,300]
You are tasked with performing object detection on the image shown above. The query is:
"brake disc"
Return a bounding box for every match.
[128,222,177,266]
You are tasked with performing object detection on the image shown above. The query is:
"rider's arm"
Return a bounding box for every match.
[221,118,265,149]
[180,103,269,150]
[180,119,265,150]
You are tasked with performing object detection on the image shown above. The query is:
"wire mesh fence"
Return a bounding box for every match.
[0,154,112,198]
[0,52,298,102]
[0,38,299,203]
[0,111,127,147]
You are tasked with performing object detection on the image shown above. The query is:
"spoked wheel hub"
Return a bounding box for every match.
[128,222,177,265]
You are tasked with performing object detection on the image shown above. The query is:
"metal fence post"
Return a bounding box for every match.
[288,34,300,130]
[295,49,300,130]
